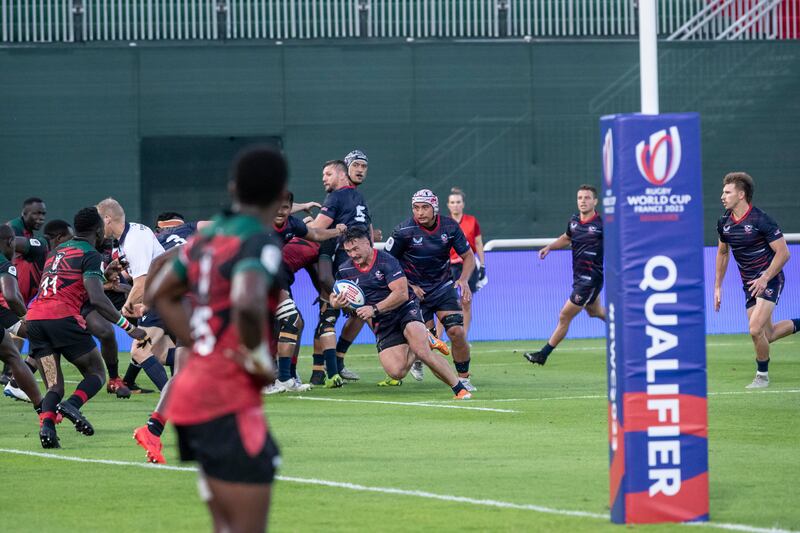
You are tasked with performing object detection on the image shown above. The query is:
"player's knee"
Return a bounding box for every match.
[315,304,339,338]
[442,313,464,334]
[277,298,301,344]
[386,366,405,380]
[749,323,765,338]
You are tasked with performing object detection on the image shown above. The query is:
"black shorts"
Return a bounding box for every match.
[450,263,479,294]
[570,278,603,307]
[420,284,462,323]
[176,412,280,484]
[374,300,424,352]
[27,317,97,361]
[0,306,21,329]
[139,309,166,330]
[744,272,784,309]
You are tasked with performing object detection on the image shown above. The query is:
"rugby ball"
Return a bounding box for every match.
[333,279,366,309]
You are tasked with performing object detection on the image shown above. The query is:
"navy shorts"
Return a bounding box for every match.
[0,306,21,329]
[744,272,784,309]
[420,284,462,323]
[450,263,479,293]
[176,412,280,485]
[140,309,167,330]
[570,278,603,307]
[27,317,97,361]
[373,300,424,352]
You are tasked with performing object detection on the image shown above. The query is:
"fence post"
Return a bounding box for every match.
[358,0,369,37]
[72,0,85,42]
[216,0,228,39]
[497,0,509,37]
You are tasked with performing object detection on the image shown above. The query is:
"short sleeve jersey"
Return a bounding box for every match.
[320,186,371,229]
[449,214,482,264]
[385,215,470,294]
[717,206,784,284]
[336,250,415,314]
[273,216,309,247]
[566,212,604,283]
[26,239,105,324]
[166,213,283,426]
[0,253,18,305]
[115,222,165,278]
[157,222,198,251]
[0,237,48,308]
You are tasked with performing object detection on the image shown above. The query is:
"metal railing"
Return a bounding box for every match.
[2,0,798,43]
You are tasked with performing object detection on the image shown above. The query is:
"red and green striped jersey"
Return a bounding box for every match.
[166,212,283,425]
[26,239,104,325]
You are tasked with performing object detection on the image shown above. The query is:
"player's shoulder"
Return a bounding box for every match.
[717,210,733,225]
[392,217,417,235]
[440,215,460,230]
[128,222,155,235]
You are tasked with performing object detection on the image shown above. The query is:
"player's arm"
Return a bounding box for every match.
[475,234,486,271]
[747,237,790,298]
[355,277,410,321]
[306,212,334,230]
[539,233,571,259]
[713,239,729,311]
[150,258,192,346]
[292,201,321,214]
[0,273,26,317]
[84,275,148,341]
[305,224,346,243]
[123,276,147,318]
[455,250,475,304]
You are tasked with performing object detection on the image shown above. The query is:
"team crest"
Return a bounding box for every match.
[374,270,384,280]
[635,126,681,186]
[441,234,449,243]
[574,294,583,302]
[588,226,597,232]
[744,225,753,233]
[765,288,774,297]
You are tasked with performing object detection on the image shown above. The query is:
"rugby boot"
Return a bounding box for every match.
[133,426,166,464]
[428,334,450,356]
[57,402,95,436]
[523,350,549,366]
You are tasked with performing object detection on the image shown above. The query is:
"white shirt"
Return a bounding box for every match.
[116,222,165,278]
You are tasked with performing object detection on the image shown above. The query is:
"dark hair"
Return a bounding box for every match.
[578,184,598,198]
[231,146,289,207]
[0,224,14,240]
[156,211,185,223]
[449,187,466,202]
[343,225,370,243]
[284,191,295,205]
[23,197,44,207]
[43,219,72,238]
[323,160,347,174]
[723,172,754,204]
[73,207,103,234]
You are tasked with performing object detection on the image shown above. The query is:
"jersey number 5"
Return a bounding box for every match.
[355,205,367,223]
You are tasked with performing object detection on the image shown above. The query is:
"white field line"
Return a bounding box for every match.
[0,448,795,533]
[429,389,800,404]
[289,396,518,413]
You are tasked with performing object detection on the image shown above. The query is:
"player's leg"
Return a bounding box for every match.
[314,297,342,387]
[524,298,583,366]
[57,346,107,436]
[337,315,364,381]
[37,351,65,448]
[403,321,472,399]
[0,329,42,407]
[584,295,606,321]
[83,308,131,398]
[746,298,776,389]
[271,296,311,393]
[130,323,170,391]
[378,344,416,380]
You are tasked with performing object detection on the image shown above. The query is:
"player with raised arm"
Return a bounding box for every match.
[331,226,472,399]
[152,146,286,532]
[714,172,798,389]
[26,207,148,448]
[385,189,476,390]
[524,185,606,366]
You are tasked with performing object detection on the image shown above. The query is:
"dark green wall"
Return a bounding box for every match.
[1,41,798,242]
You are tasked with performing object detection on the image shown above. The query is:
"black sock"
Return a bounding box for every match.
[455,359,471,374]
[106,360,119,380]
[792,319,800,334]
[42,389,61,415]
[140,356,168,391]
[24,359,37,374]
[147,412,166,437]
[451,381,466,395]
[337,356,345,373]
[165,349,175,376]
[312,353,324,366]
[757,358,770,373]
[123,362,142,385]
[324,349,338,378]
[336,338,352,354]
[290,361,298,379]
[278,357,292,381]
[66,374,103,408]
[541,343,555,356]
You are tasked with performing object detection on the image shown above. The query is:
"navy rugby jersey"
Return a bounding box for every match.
[272,215,308,247]
[717,206,784,284]
[157,222,198,251]
[385,215,470,294]
[336,250,415,307]
[566,212,604,283]
[320,186,371,229]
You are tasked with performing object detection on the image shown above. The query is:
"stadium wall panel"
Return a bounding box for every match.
[1,41,798,240]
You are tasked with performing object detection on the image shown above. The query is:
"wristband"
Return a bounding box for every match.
[116,315,135,333]
[372,305,380,316]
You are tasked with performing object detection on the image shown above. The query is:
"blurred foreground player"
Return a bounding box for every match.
[714,172,798,389]
[152,146,287,532]
[524,185,606,366]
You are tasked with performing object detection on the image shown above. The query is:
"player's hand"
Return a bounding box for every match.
[410,284,425,301]
[372,228,383,242]
[456,280,472,304]
[134,303,147,317]
[713,286,722,312]
[225,344,276,382]
[128,327,149,341]
[478,266,486,281]
[747,274,768,298]
[330,292,348,309]
[298,201,321,213]
[335,223,347,236]
[355,306,374,321]
[539,246,550,260]
[122,301,136,319]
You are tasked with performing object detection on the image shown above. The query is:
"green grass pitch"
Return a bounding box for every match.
[1,335,798,532]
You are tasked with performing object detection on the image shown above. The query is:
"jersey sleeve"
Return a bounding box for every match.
[233,234,282,284]
[291,216,309,239]
[82,250,105,280]
[758,212,784,243]
[716,217,727,243]
[384,225,407,259]
[21,238,49,265]
[319,193,340,224]
[383,254,406,284]
[473,217,482,237]
[0,254,16,278]
[450,223,470,256]
[566,218,574,238]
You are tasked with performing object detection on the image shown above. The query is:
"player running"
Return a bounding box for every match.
[524,185,606,365]
[331,226,472,399]
[714,172,798,389]
[385,189,476,390]
[151,146,286,532]
[27,207,148,448]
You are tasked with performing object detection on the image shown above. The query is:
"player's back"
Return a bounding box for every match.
[157,222,198,251]
[321,186,371,228]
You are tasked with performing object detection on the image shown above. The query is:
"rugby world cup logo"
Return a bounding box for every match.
[602,129,613,187]
[635,126,682,186]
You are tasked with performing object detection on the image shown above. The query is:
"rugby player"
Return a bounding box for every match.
[524,185,606,365]
[714,172,798,389]
[27,207,148,448]
[331,225,472,399]
[385,189,476,390]
[152,146,286,532]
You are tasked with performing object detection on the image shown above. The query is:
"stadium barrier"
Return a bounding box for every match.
[102,242,799,351]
